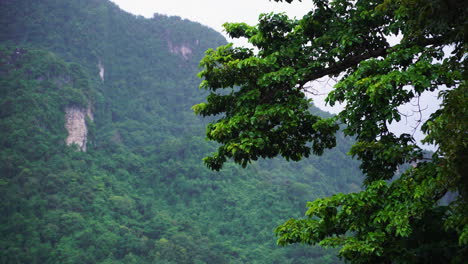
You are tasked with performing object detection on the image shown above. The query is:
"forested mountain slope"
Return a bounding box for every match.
[1,0,363,263]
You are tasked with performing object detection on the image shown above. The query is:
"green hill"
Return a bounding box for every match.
[0,0,363,263]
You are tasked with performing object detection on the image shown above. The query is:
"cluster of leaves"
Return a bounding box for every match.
[195,0,467,262]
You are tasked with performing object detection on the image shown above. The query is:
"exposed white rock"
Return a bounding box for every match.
[168,41,192,59]
[65,105,92,151]
[98,60,104,81]
[178,45,192,59]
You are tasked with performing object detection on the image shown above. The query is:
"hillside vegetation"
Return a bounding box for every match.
[0,0,363,263]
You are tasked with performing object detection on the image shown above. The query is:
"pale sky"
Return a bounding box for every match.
[109,0,440,150]
[109,0,313,32]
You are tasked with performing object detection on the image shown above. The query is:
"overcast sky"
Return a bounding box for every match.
[108,0,439,150]
[109,0,313,34]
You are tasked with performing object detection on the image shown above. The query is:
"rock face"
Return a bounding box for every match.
[168,41,192,59]
[65,106,92,151]
[98,60,104,81]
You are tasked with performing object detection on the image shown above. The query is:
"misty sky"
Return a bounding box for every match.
[108,0,440,149]
[109,0,313,34]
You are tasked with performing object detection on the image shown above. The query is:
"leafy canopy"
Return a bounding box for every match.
[194,0,467,262]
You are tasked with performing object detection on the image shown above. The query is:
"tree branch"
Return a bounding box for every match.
[299,36,450,86]
[299,47,387,86]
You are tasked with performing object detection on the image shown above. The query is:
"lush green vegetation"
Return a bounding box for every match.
[0,0,366,263]
[195,0,467,263]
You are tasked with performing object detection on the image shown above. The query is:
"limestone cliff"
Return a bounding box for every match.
[98,60,104,81]
[65,105,92,151]
[168,41,192,59]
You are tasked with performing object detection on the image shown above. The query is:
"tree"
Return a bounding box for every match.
[194,0,467,262]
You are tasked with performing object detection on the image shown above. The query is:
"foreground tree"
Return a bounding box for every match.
[194,0,467,262]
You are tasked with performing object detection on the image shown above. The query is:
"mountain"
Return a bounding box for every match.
[0,0,363,263]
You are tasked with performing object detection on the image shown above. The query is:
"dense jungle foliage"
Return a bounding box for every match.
[1,0,364,263]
